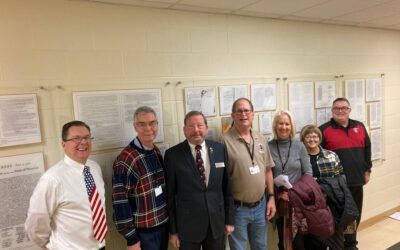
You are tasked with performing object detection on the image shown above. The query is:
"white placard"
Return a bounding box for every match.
[219,85,247,115]
[0,94,41,148]
[369,102,382,129]
[73,89,164,151]
[370,129,382,160]
[185,87,216,116]
[315,81,336,108]
[259,112,273,134]
[0,152,44,250]
[366,78,382,102]
[345,79,366,122]
[251,83,276,112]
[289,82,315,132]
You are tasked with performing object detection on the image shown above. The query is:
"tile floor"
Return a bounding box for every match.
[358,217,400,250]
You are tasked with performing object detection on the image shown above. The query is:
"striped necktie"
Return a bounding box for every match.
[83,166,108,242]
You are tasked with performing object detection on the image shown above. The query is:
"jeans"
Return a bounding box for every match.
[228,196,267,250]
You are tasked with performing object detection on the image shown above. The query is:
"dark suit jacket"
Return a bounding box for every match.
[164,139,234,242]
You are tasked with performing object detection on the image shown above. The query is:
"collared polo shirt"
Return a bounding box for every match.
[221,127,274,203]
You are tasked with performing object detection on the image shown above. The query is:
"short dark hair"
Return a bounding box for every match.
[231,97,254,113]
[332,97,350,106]
[62,121,90,141]
[184,111,207,125]
[134,106,157,122]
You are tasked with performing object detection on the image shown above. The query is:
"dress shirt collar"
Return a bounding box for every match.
[188,140,206,152]
[63,154,86,173]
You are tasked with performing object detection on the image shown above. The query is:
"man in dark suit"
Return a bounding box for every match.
[165,111,235,250]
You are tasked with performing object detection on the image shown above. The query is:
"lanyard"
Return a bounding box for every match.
[241,133,255,166]
[276,139,292,174]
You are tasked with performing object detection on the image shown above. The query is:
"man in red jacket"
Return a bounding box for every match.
[319,97,372,250]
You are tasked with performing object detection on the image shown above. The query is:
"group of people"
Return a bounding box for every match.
[24,97,371,250]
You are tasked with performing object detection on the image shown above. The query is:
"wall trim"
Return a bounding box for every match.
[358,206,400,231]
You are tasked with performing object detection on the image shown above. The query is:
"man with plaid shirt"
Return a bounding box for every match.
[112,106,168,250]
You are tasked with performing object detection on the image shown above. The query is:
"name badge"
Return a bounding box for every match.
[155,186,163,197]
[215,162,225,168]
[249,165,261,175]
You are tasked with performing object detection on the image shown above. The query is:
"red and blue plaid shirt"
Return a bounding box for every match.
[112,139,168,245]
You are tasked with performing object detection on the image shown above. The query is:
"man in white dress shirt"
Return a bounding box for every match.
[25,120,107,250]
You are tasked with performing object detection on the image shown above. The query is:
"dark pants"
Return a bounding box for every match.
[137,223,169,250]
[345,186,363,250]
[180,224,224,250]
[303,234,327,250]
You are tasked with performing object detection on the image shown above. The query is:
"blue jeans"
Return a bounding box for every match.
[228,196,268,250]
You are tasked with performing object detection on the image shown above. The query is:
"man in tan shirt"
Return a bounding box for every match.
[221,98,275,250]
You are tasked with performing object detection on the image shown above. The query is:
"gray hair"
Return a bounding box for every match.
[134,106,157,122]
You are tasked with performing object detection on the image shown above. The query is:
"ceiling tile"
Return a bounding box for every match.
[241,0,329,15]
[292,0,385,20]
[177,0,259,11]
[365,13,400,25]
[80,0,400,31]
[91,0,175,8]
[172,4,232,14]
[334,2,400,23]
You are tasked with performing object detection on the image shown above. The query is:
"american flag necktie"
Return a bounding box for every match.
[195,145,206,184]
[83,166,108,242]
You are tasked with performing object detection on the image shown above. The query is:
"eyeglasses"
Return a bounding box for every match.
[304,135,319,140]
[135,121,158,129]
[332,106,351,112]
[185,123,206,130]
[64,135,94,143]
[234,109,252,114]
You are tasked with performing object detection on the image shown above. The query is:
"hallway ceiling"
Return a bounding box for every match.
[86,0,400,30]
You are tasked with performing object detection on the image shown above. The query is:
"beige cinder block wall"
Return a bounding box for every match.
[1,0,399,249]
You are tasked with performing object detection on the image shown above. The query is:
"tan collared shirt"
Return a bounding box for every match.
[221,127,274,202]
